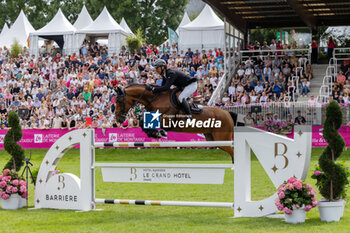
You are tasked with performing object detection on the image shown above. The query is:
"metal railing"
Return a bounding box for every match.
[317,56,338,104]
[222,102,321,125]
[239,48,311,66]
[333,48,350,65]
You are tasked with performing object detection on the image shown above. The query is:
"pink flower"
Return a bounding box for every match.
[294,181,302,190]
[278,191,285,199]
[277,203,284,211]
[0,181,6,188]
[6,176,11,180]
[6,186,12,193]
[310,189,316,195]
[312,201,318,207]
[287,177,298,184]
[1,192,9,200]
[305,205,312,212]
[20,185,26,193]
[285,183,293,190]
[275,198,280,204]
[11,187,18,193]
[12,180,19,186]
[19,180,26,186]
[0,175,3,179]
[2,169,10,176]
[313,170,322,176]
[305,184,312,189]
[284,207,293,214]
[2,176,8,182]
[21,192,27,198]
[295,204,300,209]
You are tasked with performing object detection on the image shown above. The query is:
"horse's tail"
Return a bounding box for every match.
[229,111,237,126]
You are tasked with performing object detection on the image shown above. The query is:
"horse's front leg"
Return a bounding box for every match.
[139,117,162,139]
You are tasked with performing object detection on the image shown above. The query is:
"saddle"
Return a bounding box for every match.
[170,88,203,114]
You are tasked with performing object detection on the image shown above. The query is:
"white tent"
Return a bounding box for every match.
[76,7,127,55]
[0,11,35,48]
[176,12,191,34]
[178,4,224,51]
[0,23,9,44]
[29,9,76,56]
[120,18,134,36]
[73,5,93,30]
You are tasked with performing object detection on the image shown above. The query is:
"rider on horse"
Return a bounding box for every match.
[146,59,198,118]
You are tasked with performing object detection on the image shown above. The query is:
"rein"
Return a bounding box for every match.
[117,85,158,115]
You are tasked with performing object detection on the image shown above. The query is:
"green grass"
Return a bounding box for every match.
[0,148,349,233]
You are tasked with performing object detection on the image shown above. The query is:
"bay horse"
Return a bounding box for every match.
[114,84,236,162]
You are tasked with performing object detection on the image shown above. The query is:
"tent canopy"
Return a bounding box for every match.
[0,23,9,39]
[32,9,76,36]
[0,23,10,37]
[0,10,35,47]
[176,12,191,33]
[78,7,126,34]
[29,9,76,55]
[120,18,133,35]
[178,5,224,51]
[73,5,93,30]
[180,5,223,30]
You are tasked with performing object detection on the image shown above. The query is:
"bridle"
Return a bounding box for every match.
[115,85,154,122]
[115,88,127,121]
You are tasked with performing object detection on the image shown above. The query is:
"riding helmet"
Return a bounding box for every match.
[154,59,167,68]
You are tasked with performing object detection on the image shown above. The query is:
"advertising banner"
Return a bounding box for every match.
[0,126,349,149]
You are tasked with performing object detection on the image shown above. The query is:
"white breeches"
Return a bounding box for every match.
[178,82,198,103]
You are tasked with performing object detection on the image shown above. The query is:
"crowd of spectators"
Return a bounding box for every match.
[332,60,350,105]
[0,41,226,129]
[216,39,313,107]
[243,110,307,127]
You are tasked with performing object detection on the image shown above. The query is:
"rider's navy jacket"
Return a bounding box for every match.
[153,68,196,93]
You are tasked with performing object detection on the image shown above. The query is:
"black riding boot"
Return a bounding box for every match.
[181,99,192,120]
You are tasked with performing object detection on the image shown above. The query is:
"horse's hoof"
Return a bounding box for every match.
[159,129,167,138]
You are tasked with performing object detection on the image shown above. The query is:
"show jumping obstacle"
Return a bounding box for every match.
[34,126,312,217]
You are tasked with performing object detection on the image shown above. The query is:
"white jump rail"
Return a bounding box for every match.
[94,141,233,148]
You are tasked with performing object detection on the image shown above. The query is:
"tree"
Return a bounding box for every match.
[0,0,84,30]
[3,111,24,172]
[126,29,145,53]
[46,0,85,24]
[10,39,23,57]
[250,28,279,44]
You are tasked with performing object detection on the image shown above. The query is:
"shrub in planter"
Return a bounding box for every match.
[3,111,24,172]
[312,101,349,222]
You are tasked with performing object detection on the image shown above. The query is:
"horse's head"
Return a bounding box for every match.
[114,86,129,124]
[114,84,152,123]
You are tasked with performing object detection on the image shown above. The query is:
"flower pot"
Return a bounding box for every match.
[284,207,306,224]
[19,196,26,208]
[1,194,25,210]
[318,199,345,222]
